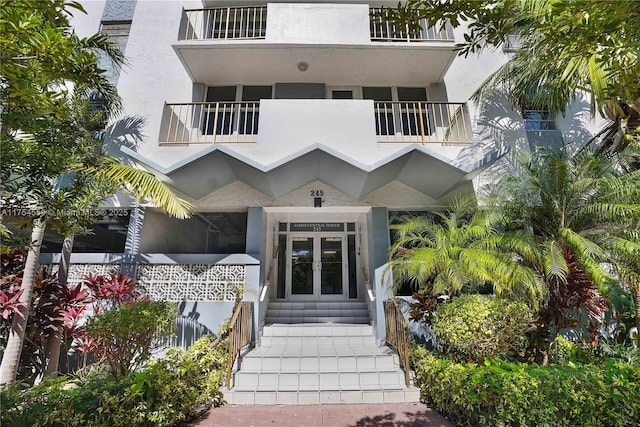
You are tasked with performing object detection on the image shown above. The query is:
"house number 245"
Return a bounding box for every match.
[310,190,324,197]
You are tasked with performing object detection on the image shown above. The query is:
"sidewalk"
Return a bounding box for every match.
[191,402,455,427]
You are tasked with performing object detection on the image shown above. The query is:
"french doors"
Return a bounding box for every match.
[287,234,347,300]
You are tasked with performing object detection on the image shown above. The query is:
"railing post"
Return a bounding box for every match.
[226,301,254,389]
[384,299,411,387]
[226,326,234,388]
[418,102,426,145]
[165,103,174,143]
[212,103,220,144]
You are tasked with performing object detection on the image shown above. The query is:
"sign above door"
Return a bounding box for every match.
[289,222,344,232]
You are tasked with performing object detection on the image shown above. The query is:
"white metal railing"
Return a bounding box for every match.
[370,8,453,42]
[161,102,259,144]
[374,101,470,144]
[181,6,267,41]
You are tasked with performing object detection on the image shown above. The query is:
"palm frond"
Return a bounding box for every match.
[543,240,569,283]
[560,228,605,261]
[88,158,192,219]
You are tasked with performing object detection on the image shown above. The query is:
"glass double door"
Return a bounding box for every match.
[287,234,347,300]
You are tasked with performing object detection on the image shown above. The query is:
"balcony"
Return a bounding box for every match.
[160,102,259,144]
[180,6,453,43]
[159,100,470,145]
[180,6,267,41]
[369,7,454,42]
[173,4,456,85]
[374,102,469,144]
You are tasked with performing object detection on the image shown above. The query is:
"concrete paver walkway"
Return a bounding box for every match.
[191,403,455,427]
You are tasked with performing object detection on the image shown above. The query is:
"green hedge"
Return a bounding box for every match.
[431,294,533,362]
[412,346,640,427]
[1,335,227,427]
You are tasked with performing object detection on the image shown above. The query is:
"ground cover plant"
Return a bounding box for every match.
[0,335,228,427]
[412,345,640,427]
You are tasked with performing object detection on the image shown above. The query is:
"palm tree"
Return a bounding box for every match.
[41,111,191,377]
[0,1,191,385]
[396,0,640,153]
[607,227,640,347]
[388,198,545,308]
[497,148,640,348]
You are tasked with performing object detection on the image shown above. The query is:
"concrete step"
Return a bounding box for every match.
[262,324,373,337]
[233,370,406,392]
[223,388,421,405]
[265,316,370,324]
[229,323,414,403]
[266,302,369,310]
[260,334,376,345]
[240,353,398,372]
[265,301,370,325]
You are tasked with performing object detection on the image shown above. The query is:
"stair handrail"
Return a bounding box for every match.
[226,301,253,389]
[383,299,411,387]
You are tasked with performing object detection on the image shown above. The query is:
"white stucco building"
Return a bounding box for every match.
[37,0,606,403]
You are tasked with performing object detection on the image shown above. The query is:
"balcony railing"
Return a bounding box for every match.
[161,102,259,144]
[180,6,267,41]
[370,7,454,42]
[160,100,470,145]
[375,101,470,144]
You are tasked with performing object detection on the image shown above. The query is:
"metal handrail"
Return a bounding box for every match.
[383,299,410,387]
[161,101,259,144]
[374,101,470,144]
[181,6,267,41]
[369,7,454,42]
[226,301,253,389]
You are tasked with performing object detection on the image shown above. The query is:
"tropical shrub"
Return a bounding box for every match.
[1,251,148,381]
[84,300,177,380]
[407,288,444,324]
[431,294,533,362]
[0,335,228,427]
[130,335,227,425]
[412,346,640,427]
[0,249,92,383]
[548,336,595,365]
[387,200,544,308]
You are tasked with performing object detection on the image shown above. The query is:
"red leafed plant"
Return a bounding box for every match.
[82,273,146,310]
[550,249,609,339]
[1,248,28,323]
[1,248,149,382]
[0,286,26,320]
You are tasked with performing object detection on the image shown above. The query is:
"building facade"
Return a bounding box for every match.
[35,1,606,397]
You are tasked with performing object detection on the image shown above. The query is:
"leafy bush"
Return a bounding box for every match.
[549,336,595,364]
[1,335,228,427]
[431,294,533,361]
[413,346,640,427]
[407,288,444,324]
[85,300,177,380]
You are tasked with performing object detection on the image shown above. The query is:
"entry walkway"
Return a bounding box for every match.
[191,402,455,427]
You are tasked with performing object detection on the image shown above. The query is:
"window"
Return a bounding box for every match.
[331,90,354,99]
[398,87,428,136]
[100,22,131,53]
[364,87,394,135]
[523,107,555,130]
[203,86,271,136]
[365,87,430,137]
[140,211,248,254]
